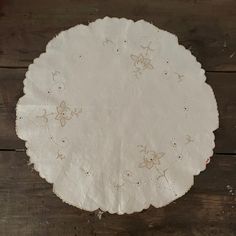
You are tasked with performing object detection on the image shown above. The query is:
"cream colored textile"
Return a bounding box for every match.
[16,17,219,214]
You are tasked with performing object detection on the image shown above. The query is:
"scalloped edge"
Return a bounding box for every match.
[15,16,219,215]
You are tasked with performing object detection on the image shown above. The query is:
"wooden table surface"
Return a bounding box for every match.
[0,0,236,235]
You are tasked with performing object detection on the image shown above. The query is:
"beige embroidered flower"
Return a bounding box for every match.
[56,152,65,160]
[131,53,154,70]
[37,101,81,128]
[55,101,73,127]
[138,145,165,169]
[139,151,165,169]
[185,135,194,144]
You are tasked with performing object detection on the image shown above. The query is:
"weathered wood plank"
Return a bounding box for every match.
[0,68,25,149]
[0,151,235,235]
[0,68,235,153]
[208,72,236,154]
[0,0,236,70]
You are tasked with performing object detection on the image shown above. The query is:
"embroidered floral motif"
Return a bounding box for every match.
[36,109,52,123]
[131,54,154,70]
[37,101,82,128]
[137,145,165,169]
[136,144,178,195]
[123,170,133,178]
[47,71,66,94]
[185,135,194,144]
[140,41,154,55]
[35,71,83,162]
[80,167,91,176]
[113,183,125,190]
[55,101,72,127]
[52,71,60,81]
[175,72,184,82]
[156,168,168,182]
[55,101,82,127]
[103,38,114,46]
[170,140,177,148]
[56,152,65,160]
[130,41,154,79]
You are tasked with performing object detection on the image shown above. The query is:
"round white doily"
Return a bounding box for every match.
[16,17,219,214]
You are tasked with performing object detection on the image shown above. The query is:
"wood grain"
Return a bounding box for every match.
[0,0,235,235]
[0,68,235,153]
[0,151,235,236]
[0,0,235,70]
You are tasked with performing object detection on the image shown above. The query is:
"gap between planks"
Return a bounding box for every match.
[0,149,235,157]
[1,66,236,73]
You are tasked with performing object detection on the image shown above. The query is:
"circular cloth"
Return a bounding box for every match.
[16,17,219,214]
